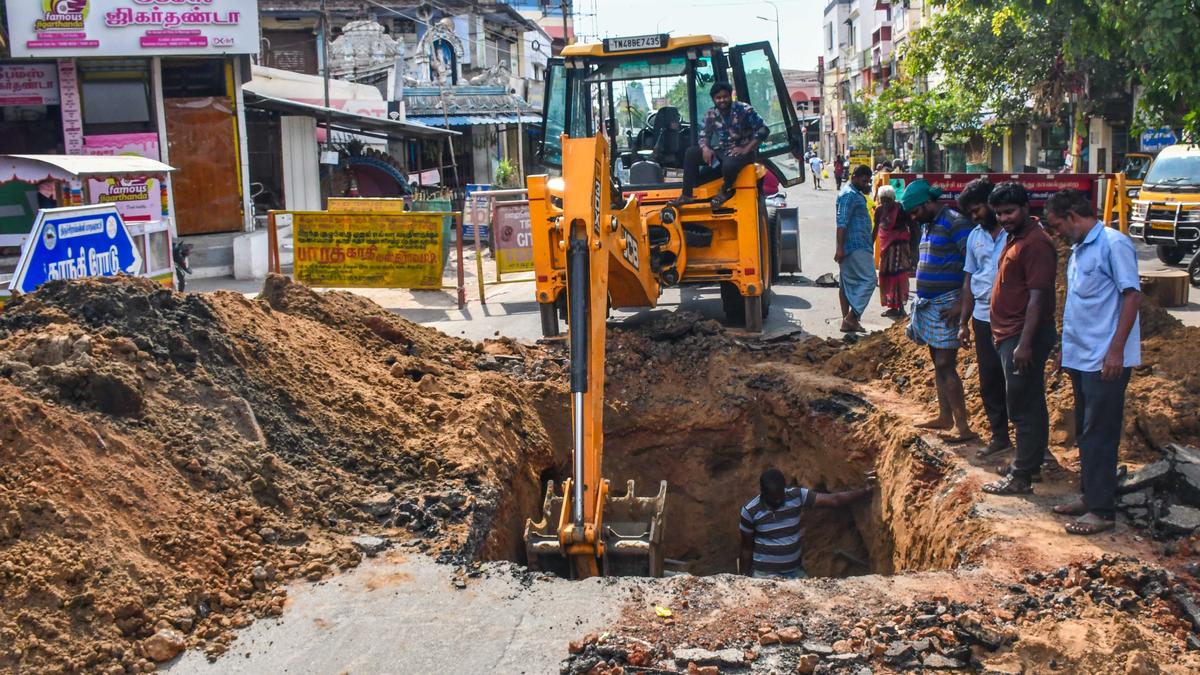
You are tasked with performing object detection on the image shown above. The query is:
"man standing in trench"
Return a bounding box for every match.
[1043,189,1141,535]
[739,468,875,579]
[981,183,1058,496]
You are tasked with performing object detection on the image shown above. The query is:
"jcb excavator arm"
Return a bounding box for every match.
[523,134,668,579]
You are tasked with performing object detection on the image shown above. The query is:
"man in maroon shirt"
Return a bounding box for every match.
[982,183,1058,495]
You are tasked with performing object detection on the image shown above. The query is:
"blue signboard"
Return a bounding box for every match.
[9,204,142,294]
[1140,127,1178,152]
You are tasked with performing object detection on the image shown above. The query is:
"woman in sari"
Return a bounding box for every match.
[872,185,913,318]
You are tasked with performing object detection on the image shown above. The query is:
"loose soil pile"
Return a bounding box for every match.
[3,275,1199,674]
[0,275,565,671]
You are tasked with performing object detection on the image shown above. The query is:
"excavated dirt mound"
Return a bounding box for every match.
[3,275,1198,674]
[0,275,564,671]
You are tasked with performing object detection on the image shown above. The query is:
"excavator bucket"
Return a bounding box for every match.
[523,479,668,578]
[602,480,668,578]
[523,480,568,576]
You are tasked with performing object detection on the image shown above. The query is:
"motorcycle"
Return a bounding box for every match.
[173,240,194,291]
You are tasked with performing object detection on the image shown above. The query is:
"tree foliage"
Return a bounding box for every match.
[899,0,1200,139]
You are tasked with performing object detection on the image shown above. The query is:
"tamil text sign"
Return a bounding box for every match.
[291,211,444,289]
[6,0,261,58]
[493,200,533,275]
[9,204,142,294]
[887,173,1102,208]
[0,63,59,106]
[1140,127,1177,153]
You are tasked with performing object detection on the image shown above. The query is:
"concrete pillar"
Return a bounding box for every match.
[1026,124,1042,172]
[1002,129,1013,172]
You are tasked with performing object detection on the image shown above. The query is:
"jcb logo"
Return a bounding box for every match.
[621,228,639,270]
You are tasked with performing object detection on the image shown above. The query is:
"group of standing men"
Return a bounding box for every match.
[898,177,1142,535]
[832,165,1143,534]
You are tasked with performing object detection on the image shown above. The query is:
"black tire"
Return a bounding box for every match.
[768,210,782,283]
[1157,244,1187,266]
[1189,250,1200,288]
[539,302,560,337]
[720,281,744,325]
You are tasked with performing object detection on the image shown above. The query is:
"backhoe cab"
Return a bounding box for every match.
[522,34,805,579]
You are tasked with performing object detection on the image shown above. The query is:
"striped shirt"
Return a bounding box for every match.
[916,206,973,299]
[739,487,816,577]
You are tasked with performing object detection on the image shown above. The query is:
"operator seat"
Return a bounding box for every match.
[650,107,686,168]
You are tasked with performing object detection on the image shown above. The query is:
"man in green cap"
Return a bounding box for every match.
[900,179,978,444]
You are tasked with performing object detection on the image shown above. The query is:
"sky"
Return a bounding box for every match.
[580,0,825,71]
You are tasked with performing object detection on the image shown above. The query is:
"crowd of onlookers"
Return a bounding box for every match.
[833,169,1143,536]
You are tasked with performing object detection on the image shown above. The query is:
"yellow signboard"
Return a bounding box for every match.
[291,211,444,289]
[326,198,408,213]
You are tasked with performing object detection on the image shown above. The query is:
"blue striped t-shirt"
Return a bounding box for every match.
[916,206,973,299]
[739,486,816,576]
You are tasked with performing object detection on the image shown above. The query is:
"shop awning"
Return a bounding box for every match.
[406,114,542,127]
[243,92,459,141]
[1,154,175,182]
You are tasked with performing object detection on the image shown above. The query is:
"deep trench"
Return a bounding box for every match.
[484,371,969,579]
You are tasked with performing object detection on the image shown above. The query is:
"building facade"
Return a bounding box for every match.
[0,0,260,238]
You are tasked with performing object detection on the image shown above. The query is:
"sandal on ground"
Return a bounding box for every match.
[982,474,1033,495]
[1052,499,1089,516]
[937,429,980,444]
[993,462,1043,483]
[915,417,955,430]
[1065,513,1116,536]
[977,439,1013,459]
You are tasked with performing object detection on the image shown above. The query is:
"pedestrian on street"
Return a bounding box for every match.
[872,184,912,318]
[835,165,877,333]
[901,179,976,443]
[981,183,1058,496]
[1042,189,1142,536]
[833,155,846,191]
[739,468,874,579]
[809,154,823,190]
[955,178,1013,459]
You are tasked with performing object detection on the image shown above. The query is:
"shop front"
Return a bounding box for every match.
[0,0,260,243]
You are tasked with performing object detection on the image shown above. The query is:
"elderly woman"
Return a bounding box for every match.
[872,184,913,318]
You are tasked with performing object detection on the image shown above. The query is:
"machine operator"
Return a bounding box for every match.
[676,82,769,208]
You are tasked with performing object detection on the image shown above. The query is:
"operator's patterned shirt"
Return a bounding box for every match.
[698,101,769,154]
[739,486,816,577]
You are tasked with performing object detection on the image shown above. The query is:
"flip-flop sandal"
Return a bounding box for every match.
[1065,516,1115,536]
[1052,500,1089,516]
[993,463,1043,483]
[938,430,980,444]
[982,475,1033,495]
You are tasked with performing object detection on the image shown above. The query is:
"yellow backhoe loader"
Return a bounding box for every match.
[522,34,806,578]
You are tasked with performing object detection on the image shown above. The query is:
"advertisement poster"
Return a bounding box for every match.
[8,1,260,58]
[9,203,143,294]
[293,211,444,289]
[0,63,60,106]
[57,59,83,154]
[81,133,162,221]
[83,132,160,160]
[493,200,533,274]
